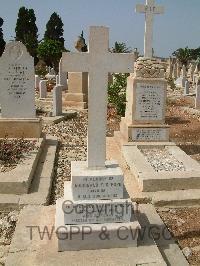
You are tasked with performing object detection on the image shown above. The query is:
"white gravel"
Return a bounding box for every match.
[140,147,186,172]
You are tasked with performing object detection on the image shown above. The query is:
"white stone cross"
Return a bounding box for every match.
[62,26,135,169]
[135,0,164,58]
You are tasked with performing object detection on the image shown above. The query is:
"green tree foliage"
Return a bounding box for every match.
[37,39,66,71]
[15,7,38,64]
[0,17,6,56]
[172,47,200,65]
[108,42,131,116]
[196,56,200,70]
[190,47,200,61]
[108,73,129,116]
[44,12,64,47]
[111,42,131,53]
[172,47,191,65]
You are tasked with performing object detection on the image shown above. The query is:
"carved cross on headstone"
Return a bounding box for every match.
[135,0,164,58]
[62,26,135,169]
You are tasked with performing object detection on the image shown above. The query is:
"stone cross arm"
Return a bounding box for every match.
[135,2,164,14]
[153,6,164,14]
[62,52,135,74]
[62,53,90,72]
[107,53,135,73]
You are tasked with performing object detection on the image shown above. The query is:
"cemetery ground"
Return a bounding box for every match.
[42,90,200,265]
[0,90,200,265]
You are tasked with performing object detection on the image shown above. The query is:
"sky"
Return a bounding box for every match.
[0,0,200,57]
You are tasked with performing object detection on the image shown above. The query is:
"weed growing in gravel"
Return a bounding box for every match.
[108,73,129,116]
[167,77,176,91]
[0,138,37,168]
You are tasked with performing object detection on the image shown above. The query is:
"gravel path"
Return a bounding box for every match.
[0,211,18,265]
[43,111,87,204]
[158,207,200,266]
[42,109,120,204]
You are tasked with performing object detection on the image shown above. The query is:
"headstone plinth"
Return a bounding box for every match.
[120,57,169,142]
[55,160,140,251]
[0,118,42,138]
[0,41,42,138]
[64,72,88,109]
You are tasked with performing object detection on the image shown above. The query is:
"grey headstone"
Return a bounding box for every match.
[39,80,47,98]
[53,85,62,116]
[184,80,190,95]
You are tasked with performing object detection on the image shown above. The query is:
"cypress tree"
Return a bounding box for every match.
[44,12,64,47]
[0,17,6,56]
[15,7,38,64]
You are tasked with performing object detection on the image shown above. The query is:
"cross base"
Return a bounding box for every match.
[55,218,140,251]
[70,161,124,201]
[55,160,141,251]
[0,118,42,138]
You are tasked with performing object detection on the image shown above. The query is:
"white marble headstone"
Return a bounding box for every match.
[0,41,35,118]
[135,83,165,121]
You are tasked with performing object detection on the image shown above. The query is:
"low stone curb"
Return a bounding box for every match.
[42,110,77,125]
[4,204,188,266]
[0,136,58,211]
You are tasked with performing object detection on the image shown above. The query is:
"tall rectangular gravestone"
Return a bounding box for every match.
[65,72,88,109]
[0,41,41,138]
[0,42,35,118]
[120,57,170,142]
[195,84,200,109]
[58,58,68,91]
[53,85,63,116]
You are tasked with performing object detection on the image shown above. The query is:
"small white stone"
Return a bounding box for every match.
[182,247,192,258]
